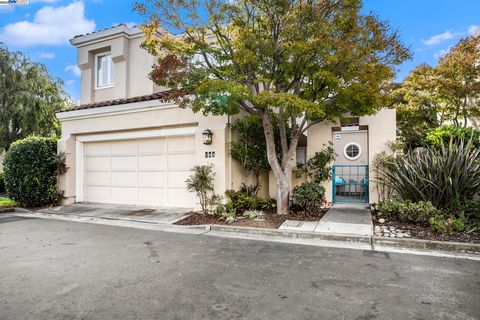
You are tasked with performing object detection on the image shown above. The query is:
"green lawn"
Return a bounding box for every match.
[0,197,17,208]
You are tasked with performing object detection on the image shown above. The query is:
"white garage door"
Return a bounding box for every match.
[83,135,196,207]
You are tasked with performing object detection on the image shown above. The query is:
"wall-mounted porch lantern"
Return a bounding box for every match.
[202,129,213,145]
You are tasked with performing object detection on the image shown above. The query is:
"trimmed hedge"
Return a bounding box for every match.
[3,136,63,207]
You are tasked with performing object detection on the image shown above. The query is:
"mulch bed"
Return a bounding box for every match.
[175,209,328,229]
[373,219,480,244]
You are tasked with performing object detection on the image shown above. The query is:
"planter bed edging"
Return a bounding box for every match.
[372,236,480,253]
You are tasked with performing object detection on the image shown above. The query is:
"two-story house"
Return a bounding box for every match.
[56,24,396,209]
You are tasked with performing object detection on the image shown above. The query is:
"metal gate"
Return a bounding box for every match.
[332,165,369,203]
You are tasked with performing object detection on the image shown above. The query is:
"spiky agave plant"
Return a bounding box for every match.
[378,139,480,209]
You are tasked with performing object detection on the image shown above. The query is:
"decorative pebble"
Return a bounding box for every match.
[378,218,385,224]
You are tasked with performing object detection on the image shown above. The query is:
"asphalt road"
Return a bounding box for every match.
[0,215,479,320]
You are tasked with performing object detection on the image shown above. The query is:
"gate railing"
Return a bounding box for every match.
[332,165,369,203]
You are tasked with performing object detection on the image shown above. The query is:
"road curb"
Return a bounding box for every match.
[209,224,372,244]
[372,236,480,253]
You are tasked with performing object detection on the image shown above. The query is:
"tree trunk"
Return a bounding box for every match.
[259,110,298,215]
[276,173,290,215]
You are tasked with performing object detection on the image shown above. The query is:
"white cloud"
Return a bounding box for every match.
[65,64,81,77]
[65,79,76,86]
[0,1,95,47]
[468,25,480,36]
[37,51,55,59]
[30,0,59,3]
[0,5,14,14]
[422,31,454,45]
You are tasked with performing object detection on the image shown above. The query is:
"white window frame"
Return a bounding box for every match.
[343,142,362,161]
[95,52,114,90]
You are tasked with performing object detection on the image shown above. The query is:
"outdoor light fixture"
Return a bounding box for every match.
[202,129,213,145]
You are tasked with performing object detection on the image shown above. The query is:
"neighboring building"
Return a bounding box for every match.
[56,24,396,209]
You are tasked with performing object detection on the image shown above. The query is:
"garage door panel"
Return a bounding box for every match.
[84,186,110,201]
[86,157,110,171]
[111,156,137,171]
[111,187,137,204]
[168,154,195,171]
[168,135,195,153]
[111,172,137,187]
[168,171,190,188]
[138,188,167,206]
[85,171,110,186]
[85,141,110,156]
[138,155,166,171]
[168,188,196,207]
[138,138,166,154]
[111,140,137,155]
[138,171,166,188]
[83,134,195,207]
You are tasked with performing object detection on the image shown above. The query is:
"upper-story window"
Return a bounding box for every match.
[96,53,114,88]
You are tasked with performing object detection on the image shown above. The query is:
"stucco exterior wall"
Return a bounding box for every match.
[58,104,231,207]
[74,26,158,105]
[360,108,397,203]
[306,108,396,204]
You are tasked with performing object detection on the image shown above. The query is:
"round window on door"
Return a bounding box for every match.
[344,142,361,161]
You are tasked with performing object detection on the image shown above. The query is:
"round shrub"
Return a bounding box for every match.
[292,182,326,213]
[4,136,63,207]
[0,173,5,194]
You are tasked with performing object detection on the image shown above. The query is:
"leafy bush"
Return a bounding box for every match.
[243,210,265,219]
[0,197,16,207]
[225,187,274,213]
[0,173,5,194]
[445,199,480,227]
[297,142,335,183]
[216,205,236,223]
[186,164,216,214]
[424,125,480,149]
[429,214,466,235]
[292,182,325,213]
[377,139,480,209]
[3,136,63,207]
[378,198,439,224]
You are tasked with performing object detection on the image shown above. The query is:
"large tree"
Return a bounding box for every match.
[135,0,410,214]
[393,64,449,147]
[436,34,480,128]
[0,45,72,150]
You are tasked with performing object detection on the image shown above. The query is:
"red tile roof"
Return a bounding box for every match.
[70,90,184,111]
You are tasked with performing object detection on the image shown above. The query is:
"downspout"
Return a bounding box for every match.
[227,115,233,191]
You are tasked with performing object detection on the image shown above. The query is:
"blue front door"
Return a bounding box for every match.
[332,165,369,203]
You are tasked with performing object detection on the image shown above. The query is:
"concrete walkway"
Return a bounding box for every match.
[279,203,373,236]
[38,203,192,224]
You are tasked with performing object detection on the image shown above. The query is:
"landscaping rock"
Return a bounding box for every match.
[378,218,385,224]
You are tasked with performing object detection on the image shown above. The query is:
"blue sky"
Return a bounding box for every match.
[0,0,479,103]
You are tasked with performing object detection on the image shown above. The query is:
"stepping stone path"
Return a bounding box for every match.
[374,225,411,238]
